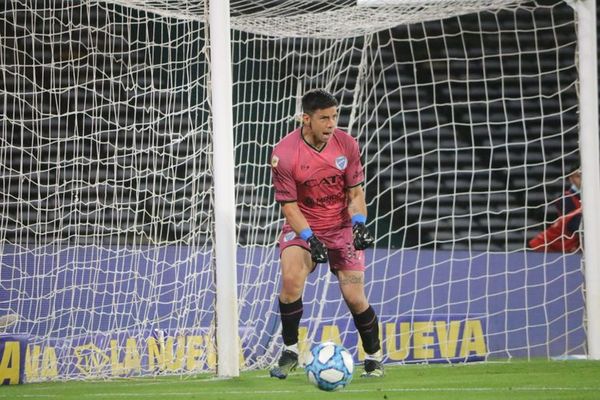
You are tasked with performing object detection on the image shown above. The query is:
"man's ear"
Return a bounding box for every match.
[302,112,310,125]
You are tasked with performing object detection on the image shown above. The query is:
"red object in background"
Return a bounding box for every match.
[529,206,582,253]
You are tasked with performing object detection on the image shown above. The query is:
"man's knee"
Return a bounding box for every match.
[279,247,312,300]
[280,276,304,301]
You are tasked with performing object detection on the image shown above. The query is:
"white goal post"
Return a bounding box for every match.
[0,0,598,383]
[573,0,600,359]
[209,0,239,378]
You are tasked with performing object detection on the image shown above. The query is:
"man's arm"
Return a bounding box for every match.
[347,185,368,218]
[281,201,311,234]
[281,202,328,263]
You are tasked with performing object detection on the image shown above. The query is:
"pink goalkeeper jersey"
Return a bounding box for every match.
[271,127,364,232]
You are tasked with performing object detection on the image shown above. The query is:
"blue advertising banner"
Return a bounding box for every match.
[0,245,585,381]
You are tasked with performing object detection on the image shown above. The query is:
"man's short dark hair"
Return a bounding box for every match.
[302,89,338,115]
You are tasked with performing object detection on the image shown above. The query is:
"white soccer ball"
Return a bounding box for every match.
[304,342,354,391]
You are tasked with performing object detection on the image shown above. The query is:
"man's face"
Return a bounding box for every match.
[303,106,338,146]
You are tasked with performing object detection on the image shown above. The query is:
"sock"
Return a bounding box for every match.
[352,305,381,355]
[279,297,303,346]
[365,350,383,362]
[284,343,299,355]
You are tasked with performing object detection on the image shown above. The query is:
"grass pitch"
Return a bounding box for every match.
[2,359,599,400]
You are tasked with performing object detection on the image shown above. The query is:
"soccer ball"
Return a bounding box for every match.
[304,342,354,391]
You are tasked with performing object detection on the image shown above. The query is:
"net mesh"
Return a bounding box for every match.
[0,0,585,380]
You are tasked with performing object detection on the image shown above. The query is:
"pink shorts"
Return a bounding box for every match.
[278,224,365,272]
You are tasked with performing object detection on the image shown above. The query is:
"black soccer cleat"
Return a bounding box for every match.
[269,350,299,379]
[361,359,384,378]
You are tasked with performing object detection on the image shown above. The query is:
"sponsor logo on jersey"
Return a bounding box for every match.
[317,192,345,206]
[303,174,341,188]
[335,156,347,170]
[303,197,316,207]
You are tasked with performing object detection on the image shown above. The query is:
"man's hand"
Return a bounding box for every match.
[307,235,328,263]
[353,223,375,250]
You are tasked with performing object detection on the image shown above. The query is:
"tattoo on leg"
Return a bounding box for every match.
[339,275,364,286]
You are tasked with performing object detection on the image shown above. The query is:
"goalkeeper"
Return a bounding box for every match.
[269,89,383,379]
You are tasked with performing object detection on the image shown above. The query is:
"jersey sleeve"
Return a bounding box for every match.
[271,147,297,203]
[344,136,364,188]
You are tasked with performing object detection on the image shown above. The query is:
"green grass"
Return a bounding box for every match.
[3,360,600,400]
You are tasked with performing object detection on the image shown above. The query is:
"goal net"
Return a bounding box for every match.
[0,0,587,381]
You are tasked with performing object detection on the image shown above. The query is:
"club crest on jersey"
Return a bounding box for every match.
[271,155,279,168]
[335,156,347,170]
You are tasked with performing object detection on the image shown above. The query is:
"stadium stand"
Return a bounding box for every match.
[0,0,585,250]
